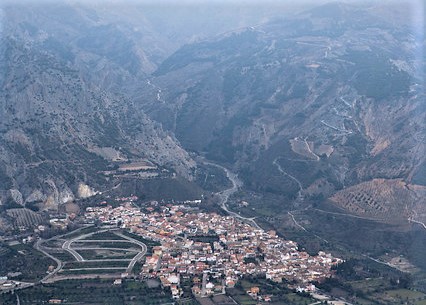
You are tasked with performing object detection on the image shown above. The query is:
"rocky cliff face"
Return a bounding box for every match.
[0,3,197,210]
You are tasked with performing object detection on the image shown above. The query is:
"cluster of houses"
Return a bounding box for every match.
[85,202,343,300]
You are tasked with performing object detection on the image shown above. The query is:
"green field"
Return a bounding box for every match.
[43,239,66,248]
[228,276,314,305]
[44,250,76,262]
[372,289,426,304]
[58,268,126,275]
[232,295,257,305]
[0,278,174,304]
[62,260,130,270]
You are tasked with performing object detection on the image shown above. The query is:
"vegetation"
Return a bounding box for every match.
[80,231,125,241]
[228,275,313,304]
[343,50,411,100]
[0,243,54,282]
[120,177,203,202]
[195,163,232,193]
[76,249,136,260]
[62,260,130,270]
[6,208,44,229]
[0,279,174,304]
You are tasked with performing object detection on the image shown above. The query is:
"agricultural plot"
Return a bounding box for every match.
[289,137,319,160]
[0,278,174,304]
[64,260,130,268]
[349,278,391,294]
[6,208,44,229]
[330,179,417,224]
[47,250,76,262]
[372,289,426,304]
[43,239,66,248]
[228,277,314,305]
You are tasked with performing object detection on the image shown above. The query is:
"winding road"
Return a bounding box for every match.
[272,158,330,243]
[113,231,148,273]
[62,239,85,262]
[35,238,63,283]
[61,229,147,273]
[273,157,304,201]
[303,137,320,161]
[408,218,426,230]
[33,227,148,284]
[201,159,262,230]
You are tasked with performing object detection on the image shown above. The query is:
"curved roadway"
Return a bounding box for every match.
[201,159,261,230]
[35,227,148,283]
[34,239,63,283]
[113,231,147,273]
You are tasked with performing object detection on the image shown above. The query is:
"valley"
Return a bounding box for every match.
[0,0,425,303]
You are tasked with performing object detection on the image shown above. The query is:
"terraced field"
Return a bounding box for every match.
[6,208,44,229]
[330,179,419,224]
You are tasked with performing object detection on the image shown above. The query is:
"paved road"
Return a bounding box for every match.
[35,238,63,283]
[62,229,122,262]
[77,259,132,262]
[61,229,147,273]
[114,232,147,273]
[201,159,262,230]
[30,226,149,284]
[42,273,121,283]
[32,226,149,283]
[62,239,85,262]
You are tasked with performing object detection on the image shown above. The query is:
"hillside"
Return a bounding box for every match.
[0,3,197,211]
[0,0,424,273]
[147,2,425,215]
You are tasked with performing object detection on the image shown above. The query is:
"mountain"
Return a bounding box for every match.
[0,1,301,211]
[139,2,426,267]
[148,2,425,215]
[0,0,425,270]
[0,3,198,211]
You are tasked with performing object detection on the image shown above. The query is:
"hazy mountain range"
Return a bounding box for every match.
[0,1,425,269]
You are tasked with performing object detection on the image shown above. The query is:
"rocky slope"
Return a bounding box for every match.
[0,1,424,236]
[146,3,425,219]
[0,3,197,210]
[0,1,296,211]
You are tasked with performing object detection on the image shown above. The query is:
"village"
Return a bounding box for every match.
[85,200,343,301]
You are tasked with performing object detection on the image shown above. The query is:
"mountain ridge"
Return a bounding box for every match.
[0,2,424,267]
